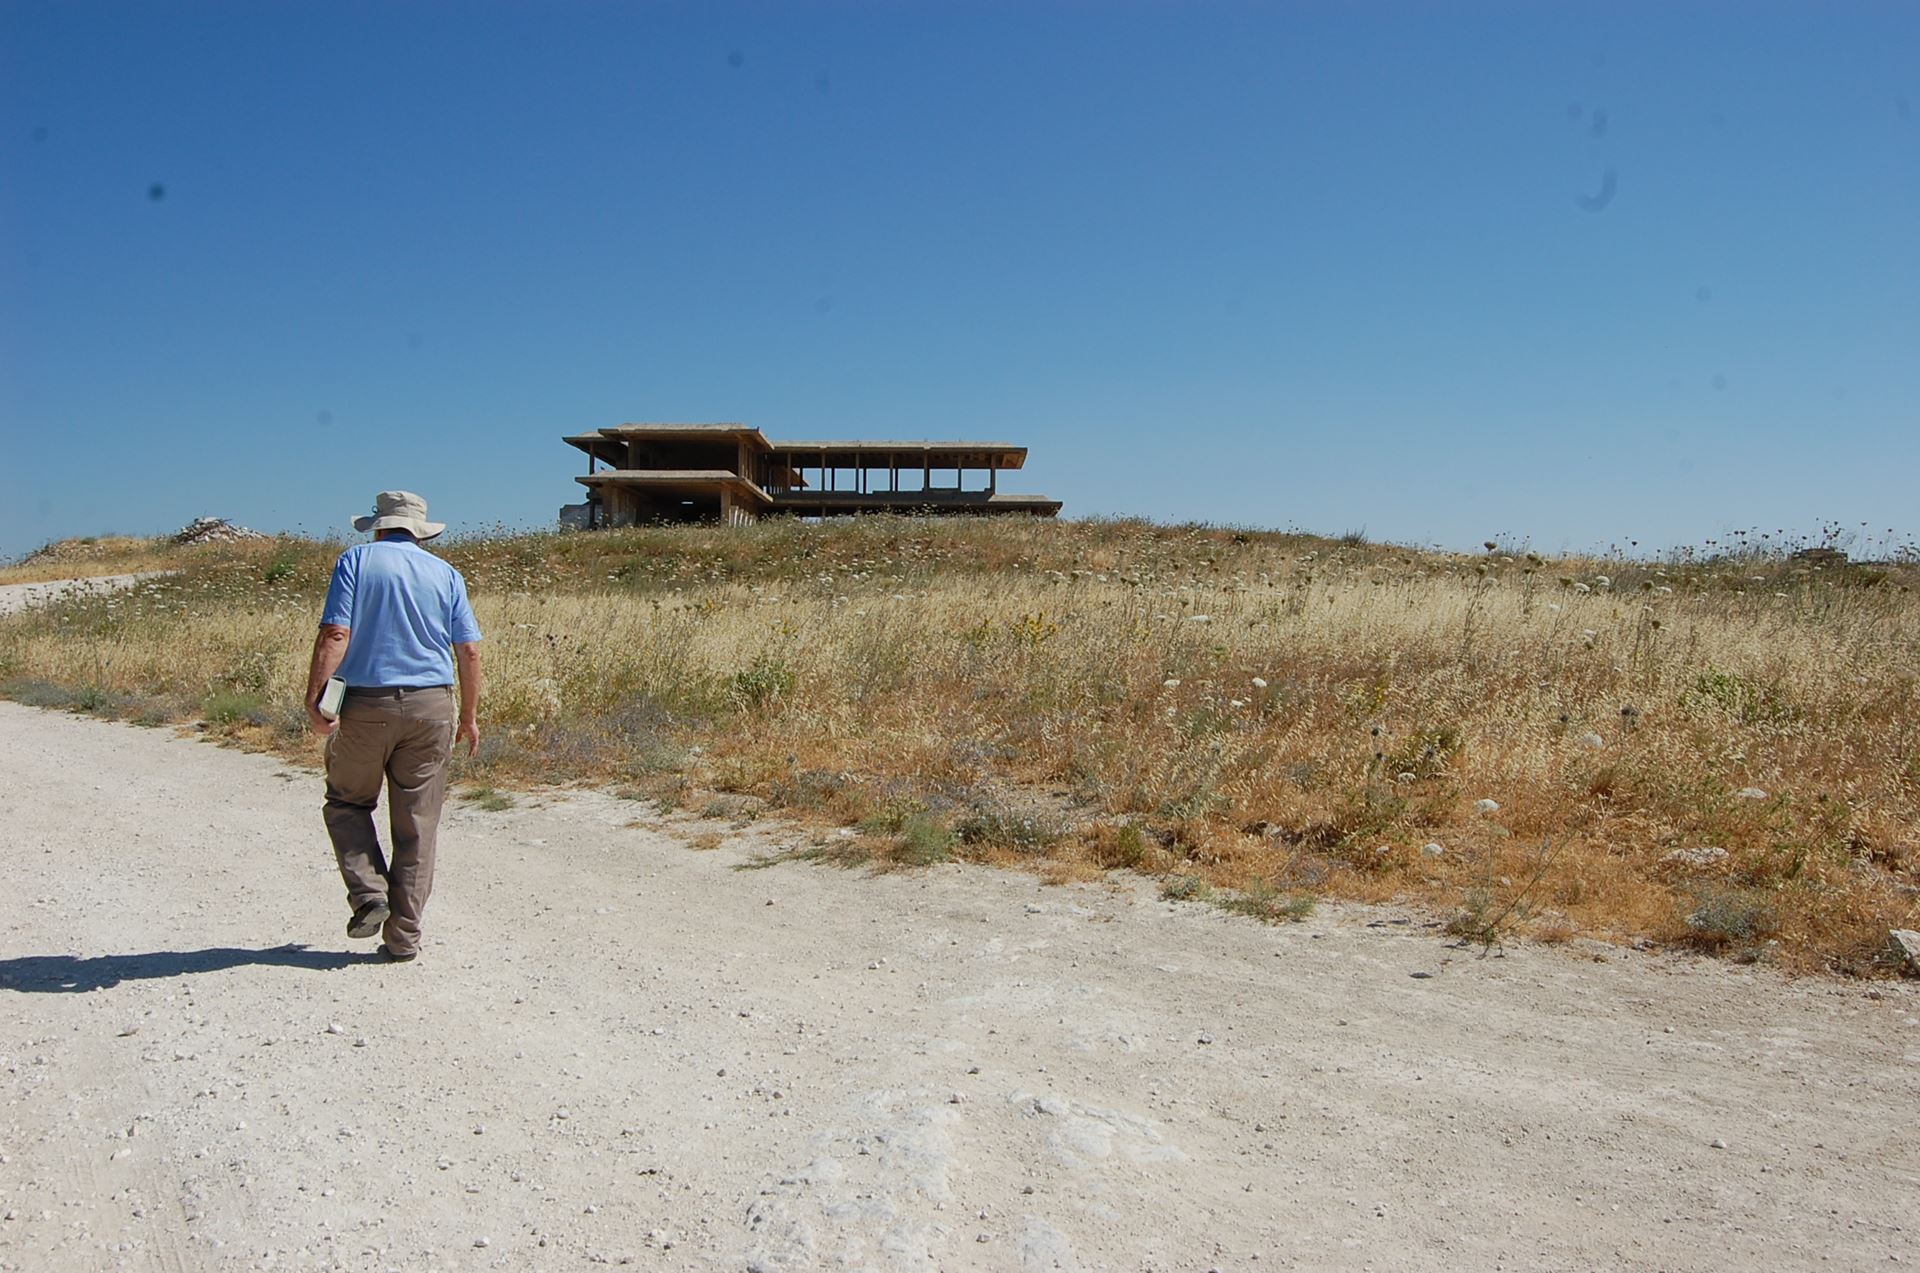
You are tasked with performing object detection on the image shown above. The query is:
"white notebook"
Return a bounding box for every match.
[317,677,347,720]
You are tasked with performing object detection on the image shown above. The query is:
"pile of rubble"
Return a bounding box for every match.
[175,517,267,546]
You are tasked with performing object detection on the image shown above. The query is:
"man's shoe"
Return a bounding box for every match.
[377,944,417,963]
[347,900,391,940]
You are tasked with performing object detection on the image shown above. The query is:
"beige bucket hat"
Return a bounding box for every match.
[352,490,446,540]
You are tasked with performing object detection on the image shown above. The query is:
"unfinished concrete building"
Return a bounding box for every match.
[560,423,1062,527]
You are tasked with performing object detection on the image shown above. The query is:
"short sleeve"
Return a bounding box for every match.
[320,551,357,628]
[449,571,482,644]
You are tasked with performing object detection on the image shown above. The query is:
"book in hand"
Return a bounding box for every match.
[317,677,347,721]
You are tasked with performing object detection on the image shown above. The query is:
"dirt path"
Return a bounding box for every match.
[0,574,158,618]
[0,701,1914,1273]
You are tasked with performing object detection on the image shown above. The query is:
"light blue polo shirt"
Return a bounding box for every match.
[321,539,482,688]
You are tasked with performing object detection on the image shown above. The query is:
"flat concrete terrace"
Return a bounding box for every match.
[770,490,1063,515]
[562,422,1060,526]
[573,471,773,501]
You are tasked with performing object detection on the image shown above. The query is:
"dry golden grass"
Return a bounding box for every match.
[0,535,189,585]
[3,518,1916,973]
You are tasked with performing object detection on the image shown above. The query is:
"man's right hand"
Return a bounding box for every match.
[456,715,480,758]
[307,703,338,737]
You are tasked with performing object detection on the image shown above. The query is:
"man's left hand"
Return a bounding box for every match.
[456,716,480,758]
[307,704,338,737]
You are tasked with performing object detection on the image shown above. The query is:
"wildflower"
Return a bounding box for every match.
[1229,699,1246,709]
[1251,677,1268,689]
[1163,678,1181,689]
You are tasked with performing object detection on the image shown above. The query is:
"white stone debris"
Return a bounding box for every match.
[1664,846,1730,868]
[175,517,266,546]
[1888,929,1920,976]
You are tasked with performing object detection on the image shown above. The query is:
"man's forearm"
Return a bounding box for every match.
[307,626,350,706]
[456,646,482,721]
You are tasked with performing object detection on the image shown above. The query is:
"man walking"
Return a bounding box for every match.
[305,491,482,962]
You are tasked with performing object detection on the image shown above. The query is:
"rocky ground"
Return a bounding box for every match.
[0,700,1916,1273]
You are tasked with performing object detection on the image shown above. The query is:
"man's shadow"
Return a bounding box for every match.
[0,945,375,993]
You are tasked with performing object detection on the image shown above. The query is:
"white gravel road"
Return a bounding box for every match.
[0,574,157,618]
[0,700,1915,1272]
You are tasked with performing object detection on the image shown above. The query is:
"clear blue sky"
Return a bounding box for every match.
[4,2,1915,558]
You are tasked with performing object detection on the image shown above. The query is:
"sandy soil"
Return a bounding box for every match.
[0,700,1915,1273]
[0,575,158,618]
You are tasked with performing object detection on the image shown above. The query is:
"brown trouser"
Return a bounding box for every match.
[323,685,455,956]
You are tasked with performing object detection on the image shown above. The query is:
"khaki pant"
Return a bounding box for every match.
[323,686,455,956]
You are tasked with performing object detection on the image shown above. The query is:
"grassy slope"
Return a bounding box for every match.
[0,536,195,585]
[2,519,1915,973]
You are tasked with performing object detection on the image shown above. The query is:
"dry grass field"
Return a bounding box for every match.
[3,517,1916,973]
[0,534,190,585]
